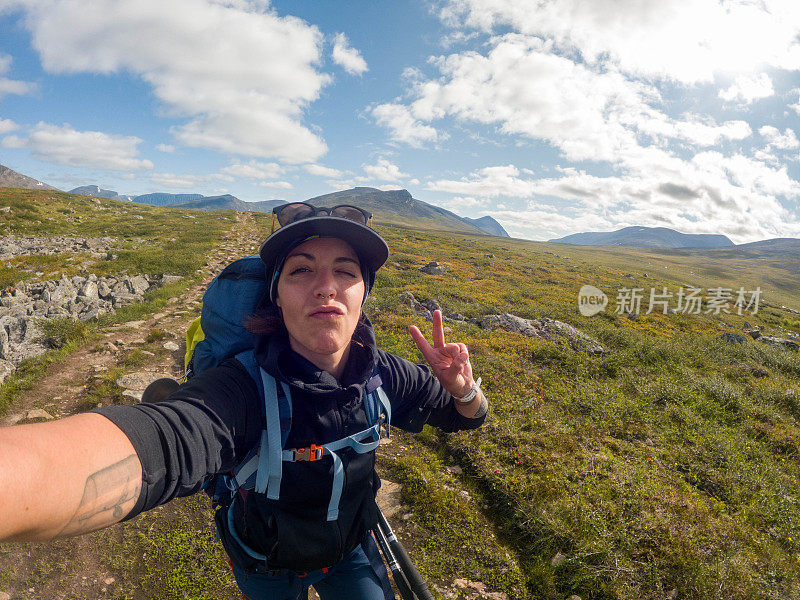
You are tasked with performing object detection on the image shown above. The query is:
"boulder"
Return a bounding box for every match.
[127,275,150,295]
[97,280,112,298]
[718,333,748,345]
[78,280,99,300]
[481,313,606,354]
[423,299,441,312]
[418,261,449,275]
[759,336,799,352]
[159,274,183,286]
[0,328,9,360]
[0,359,12,384]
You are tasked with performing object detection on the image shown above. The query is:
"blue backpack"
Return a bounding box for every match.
[186,255,392,565]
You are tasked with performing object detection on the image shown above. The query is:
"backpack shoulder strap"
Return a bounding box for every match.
[255,369,292,498]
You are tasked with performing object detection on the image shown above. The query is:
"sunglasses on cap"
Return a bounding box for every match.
[270,202,373,233]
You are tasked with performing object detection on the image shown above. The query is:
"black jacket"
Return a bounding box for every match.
[93,319,485,570]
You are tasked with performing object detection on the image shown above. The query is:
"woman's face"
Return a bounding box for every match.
[275,237,365,368]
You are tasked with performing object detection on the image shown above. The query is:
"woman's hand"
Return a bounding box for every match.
[409,310,475,399]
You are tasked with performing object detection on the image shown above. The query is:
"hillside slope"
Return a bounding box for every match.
[0,163,60,191]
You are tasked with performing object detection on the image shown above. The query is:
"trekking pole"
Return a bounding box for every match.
[372,527,415,600]
[376,509,434,600]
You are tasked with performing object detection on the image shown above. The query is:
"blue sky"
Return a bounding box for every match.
[1,0,799,243]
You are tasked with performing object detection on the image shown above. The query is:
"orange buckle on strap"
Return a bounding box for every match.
[294,444,323,462]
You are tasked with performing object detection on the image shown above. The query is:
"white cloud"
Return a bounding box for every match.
[156,143,175,153]
[719,73,775,103]
[148,170,236,188]
[3,122,153,170]
[150,172,200,188]
[371,103,439,147]
[362,158,408,182]
[376,33,758,166]
[759,125,800,150]
[790,89,800,115]
[428,165,538,198]
[0,52,37,98]
[439,195,490,210]
[398,35,656,162]
[13,0,330,163]
[429,153,800,243]
[331,32,367,75]
[0,118,18,135]
[303,163,343,178]
[221,160,284,179]
[439,0,800,84]
[258,180,293,189]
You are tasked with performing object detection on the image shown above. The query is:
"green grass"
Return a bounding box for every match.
[98,495,237,600]
[365,225,800,599]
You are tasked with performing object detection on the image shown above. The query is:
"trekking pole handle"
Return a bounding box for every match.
[372,528,415,600]
[377,509,434,600]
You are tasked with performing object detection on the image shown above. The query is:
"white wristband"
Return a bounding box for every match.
[453,377,482,404]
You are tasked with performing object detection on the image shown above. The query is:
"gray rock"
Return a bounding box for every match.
[446,313,466,321]
[122,389,144,402]
[397,292,419,308]
[160,274,183,286]
[97,280,112,298]
[423,299,441,312]
[0,327,8,359]
[128,275,150,295]
[759,336,799,352]
[117,372,166,390]
[79,307,107,321]
[482,313,542,337]
[24,409,54,422]
[481,313,607,354]
[718,333,748,345]
[78,280,99,300]
[419,261,449,275]
[0,359,13,384]
[163,341,180,351]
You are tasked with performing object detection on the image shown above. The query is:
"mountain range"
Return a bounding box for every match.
[3,162,796,248]
[65,181,509,237]
[549,226,734,249]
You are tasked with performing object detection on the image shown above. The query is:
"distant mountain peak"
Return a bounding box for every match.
[549,226,733,249]
[0,163,60,191]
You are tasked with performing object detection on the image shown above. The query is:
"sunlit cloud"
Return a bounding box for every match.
[2,122,153,170]
[331,32,367,75]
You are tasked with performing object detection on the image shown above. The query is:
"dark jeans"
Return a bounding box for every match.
[230,536,394,600]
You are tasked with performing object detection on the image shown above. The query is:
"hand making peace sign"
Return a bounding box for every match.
[409,310,475,399]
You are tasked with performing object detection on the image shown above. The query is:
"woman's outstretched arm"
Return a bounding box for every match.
[0,413,141,542]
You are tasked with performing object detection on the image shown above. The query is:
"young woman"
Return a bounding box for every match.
[0,202,488,600]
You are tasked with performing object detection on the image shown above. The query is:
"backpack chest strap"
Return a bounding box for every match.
[244,368,390,522]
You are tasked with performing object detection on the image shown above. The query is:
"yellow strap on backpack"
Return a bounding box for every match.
[185,316,205,372]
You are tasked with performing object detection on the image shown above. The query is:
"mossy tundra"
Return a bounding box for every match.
[0,189,798,599]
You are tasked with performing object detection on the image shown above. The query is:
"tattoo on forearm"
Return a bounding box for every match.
[57,454,141,537]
